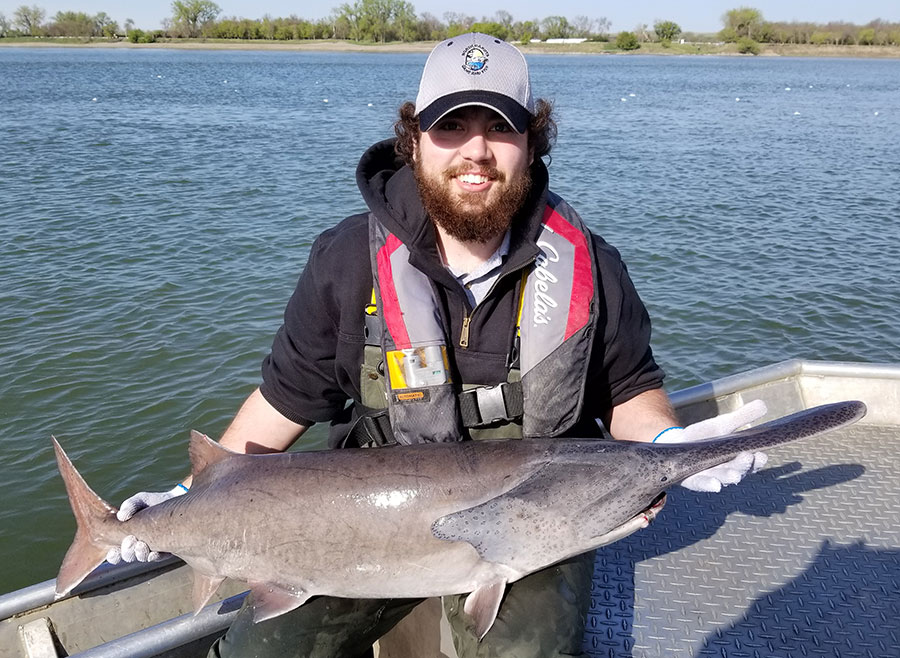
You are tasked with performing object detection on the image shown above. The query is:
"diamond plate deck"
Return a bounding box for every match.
[585,424,900,658]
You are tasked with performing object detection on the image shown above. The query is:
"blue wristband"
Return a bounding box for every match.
[175,483,189,493]
[652,426,683,443]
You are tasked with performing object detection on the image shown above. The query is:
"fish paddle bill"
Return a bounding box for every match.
[52,437,118,598]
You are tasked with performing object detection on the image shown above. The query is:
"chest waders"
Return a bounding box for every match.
[356,194,598,446]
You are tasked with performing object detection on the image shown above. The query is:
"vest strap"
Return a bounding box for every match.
[349,380,526,447]
[459,381,524,427]
[345,411,398,448]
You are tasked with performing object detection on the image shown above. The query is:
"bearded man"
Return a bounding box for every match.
[111,33,765,658]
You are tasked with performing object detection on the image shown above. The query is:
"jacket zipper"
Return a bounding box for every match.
[459,313,471,348]
[457,256,535,350]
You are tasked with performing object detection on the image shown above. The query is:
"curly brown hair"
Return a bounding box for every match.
[393,98,557,168]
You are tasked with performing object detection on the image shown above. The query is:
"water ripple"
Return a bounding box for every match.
[1,49,898,591]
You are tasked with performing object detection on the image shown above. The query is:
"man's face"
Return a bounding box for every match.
[413,106,534,244]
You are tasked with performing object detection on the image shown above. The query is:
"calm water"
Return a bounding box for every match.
[1,48,898,592]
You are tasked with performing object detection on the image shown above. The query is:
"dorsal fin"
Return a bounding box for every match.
[188,430,237,480]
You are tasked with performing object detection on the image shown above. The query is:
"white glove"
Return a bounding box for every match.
[654,400,769,493]
[106,484,187,564]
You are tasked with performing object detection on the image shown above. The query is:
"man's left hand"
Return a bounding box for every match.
[654,400,769,492]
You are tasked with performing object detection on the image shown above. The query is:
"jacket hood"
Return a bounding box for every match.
[355,138,551,275]
[356,138,433,249]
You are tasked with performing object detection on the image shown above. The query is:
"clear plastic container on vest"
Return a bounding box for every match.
[402,346,448,387]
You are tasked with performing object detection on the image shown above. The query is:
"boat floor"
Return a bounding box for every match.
[580,422,900,657]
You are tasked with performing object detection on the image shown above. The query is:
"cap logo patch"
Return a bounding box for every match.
[462,45,489,75]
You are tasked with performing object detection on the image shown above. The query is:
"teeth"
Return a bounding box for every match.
[458,173,488,184]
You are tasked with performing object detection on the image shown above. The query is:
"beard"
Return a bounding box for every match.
[414,162,532,244]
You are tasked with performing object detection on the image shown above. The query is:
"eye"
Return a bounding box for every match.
[489,122,513,133]
[436,119,462,131]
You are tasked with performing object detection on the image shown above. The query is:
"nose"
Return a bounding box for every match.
[459,131,491,163]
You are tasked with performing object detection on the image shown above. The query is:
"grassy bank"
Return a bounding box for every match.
[3,37,900,59]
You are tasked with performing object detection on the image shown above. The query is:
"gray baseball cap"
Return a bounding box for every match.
[415,33,535,134]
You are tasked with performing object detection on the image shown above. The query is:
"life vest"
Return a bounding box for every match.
[362,192,598,445]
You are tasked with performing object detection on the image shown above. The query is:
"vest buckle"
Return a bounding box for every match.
[456,384,508,427]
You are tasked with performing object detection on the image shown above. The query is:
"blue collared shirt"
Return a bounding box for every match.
[444,231,511,307]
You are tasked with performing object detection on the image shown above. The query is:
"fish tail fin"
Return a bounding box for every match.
[52,437,118,598]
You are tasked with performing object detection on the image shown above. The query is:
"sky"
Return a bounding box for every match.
[2,0,897,33]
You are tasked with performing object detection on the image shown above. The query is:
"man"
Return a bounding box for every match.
[111,33,765,657]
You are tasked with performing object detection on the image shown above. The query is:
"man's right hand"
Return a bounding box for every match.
[106,485,187,564]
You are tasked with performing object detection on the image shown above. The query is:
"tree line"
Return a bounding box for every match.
[2,2,898,48]
[719,8,900,46]
[0,1,615,42]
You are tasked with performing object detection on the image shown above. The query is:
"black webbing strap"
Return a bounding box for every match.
[458,381,524,427]
[345,411,397,448]
[346,381,525,447]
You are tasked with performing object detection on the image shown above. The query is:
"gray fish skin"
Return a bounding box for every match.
[53,400,866,637]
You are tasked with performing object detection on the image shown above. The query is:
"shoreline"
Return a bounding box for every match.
[2,37,900,59]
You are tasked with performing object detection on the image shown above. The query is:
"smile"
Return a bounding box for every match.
[456,173,491,185]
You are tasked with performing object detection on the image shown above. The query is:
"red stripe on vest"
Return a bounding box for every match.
[376,234,412,349]
[542,205,593,340]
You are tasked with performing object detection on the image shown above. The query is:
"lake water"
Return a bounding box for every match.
[1,47,898,594]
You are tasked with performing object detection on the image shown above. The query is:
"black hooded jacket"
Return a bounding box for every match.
[259,139,664,446]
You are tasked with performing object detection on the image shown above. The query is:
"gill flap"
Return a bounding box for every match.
[370,217,461,444]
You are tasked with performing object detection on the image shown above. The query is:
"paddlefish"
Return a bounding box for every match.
[53,400,865,638]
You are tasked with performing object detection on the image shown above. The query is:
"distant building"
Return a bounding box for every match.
[544,38,589,44]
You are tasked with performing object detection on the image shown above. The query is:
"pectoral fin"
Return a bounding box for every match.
[248,581,311,623]
[191,571,226,614]
[463,579,507,639]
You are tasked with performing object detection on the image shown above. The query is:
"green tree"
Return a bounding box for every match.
[443,11,474,37]
[259,14,275,40]
[470,21,508,40]
[719,26,738,42]
[0,12,10,37]
[654,20,681,42]
[754,22,775,42]
[14,5,45,35]
[49,11,94,37]
[570,16,595,38]
[127,28,157,43]
[542,16,571,39]
[171,0,221,38]
[736,37,760,54]
[364,0,395,43]
[517,20,539,43]
[722,7,764,40]
[94,12,118,37]
[414,12,444,40]
[494,10,514,33]
[857,28,876,45]
[394,1,416,41]
[615,31,640,50]
[335,0,421,42]
[633,23,651,42]
[337,3,363,40]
